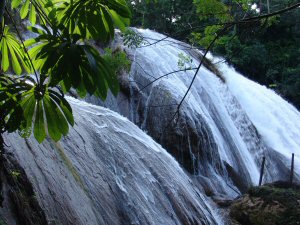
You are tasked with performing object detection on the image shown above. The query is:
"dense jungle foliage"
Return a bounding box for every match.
[128,0,300,109]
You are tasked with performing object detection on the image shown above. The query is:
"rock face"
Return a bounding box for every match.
[89,29,300,198]
[230,182,300,225]
[0,151,47,225]
[1,98,221,225]
[1,29,300,224]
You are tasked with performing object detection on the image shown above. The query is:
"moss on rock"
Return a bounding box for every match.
[230,181,300,225]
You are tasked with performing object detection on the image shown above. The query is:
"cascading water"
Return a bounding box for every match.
[125,29,300,195]
[219,60,300,173]
[2,98,222,225]
[1,28,300,225]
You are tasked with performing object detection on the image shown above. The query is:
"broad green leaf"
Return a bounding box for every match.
[24,38,37,46]
[59,0,131,40]
[109,9,126,31]
[7,43,22,75]
[49,90,74,126]
[0,26,29,74]
[50,99,69,136]
[76,81,86,98]
[28,42,47,57]
[81,66,96,95]
[21,93,36,129]
[11,0,22,8]
[60,79,71,93]
[1,38,9,71]
[106,0,131,18]
[101,7,114,38]
[65,45,82,88]
[83,46,98,74]
[26,26,45,35]
[34,100,46,143]
[29,4,37,25]
[20,0,30,19]
[44,95,62,142]
[44,1,54,8]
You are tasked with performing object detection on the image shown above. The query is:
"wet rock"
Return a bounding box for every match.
[1,98,220,225]
[230,182,300,225]
[0,149,47,225]
[212,196,233,208]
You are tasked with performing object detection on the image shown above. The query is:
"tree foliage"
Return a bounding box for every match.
[127,0,300,109]
[195,0,300,109]
[127,0,198,41]
[0,0,131,142]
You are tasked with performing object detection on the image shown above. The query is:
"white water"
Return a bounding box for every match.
[219,62,300,172]
[3,98,222,225]
[2,29,300,225]
[128,29,300,194]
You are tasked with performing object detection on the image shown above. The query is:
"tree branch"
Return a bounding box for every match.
[237,2,300,23]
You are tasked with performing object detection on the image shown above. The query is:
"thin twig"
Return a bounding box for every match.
[139,67,198,92]
[159,25,230,138]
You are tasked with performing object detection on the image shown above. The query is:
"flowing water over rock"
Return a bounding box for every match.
[1,29,300,225]
[91,29,300,196]
[1,98,222,225]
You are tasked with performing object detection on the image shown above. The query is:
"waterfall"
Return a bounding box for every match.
[2,98,223,225]
[1,29,300,224]
[219,61,300,172]
[126,29,300,195]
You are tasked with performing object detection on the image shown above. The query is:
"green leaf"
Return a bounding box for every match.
[109,9,126,31]
[81,66,96,95]
[21,92,36,130]
[43,95,62,142]
[20,0,30,19]
[1,38,9,71]
[66,45,82,88]
[34,100,46,143]
[7,43,22,75]
[48,96,69,136]
[24,37,37,46]
[106,0,131,18]
[49,90,74,126]
[11,0,22,9]
[59,0,131,41]
[29,3,37,25]
[0,26,29,74]
[76,81,86,98]
[102,6,115,39]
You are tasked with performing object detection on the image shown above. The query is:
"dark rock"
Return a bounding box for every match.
[212,196,233,208]
[0,136,47,225]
